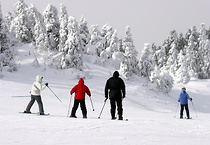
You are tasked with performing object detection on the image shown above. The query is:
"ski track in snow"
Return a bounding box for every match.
[0,45,210,145]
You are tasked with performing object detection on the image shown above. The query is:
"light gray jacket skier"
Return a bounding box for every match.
[24,75,48,115]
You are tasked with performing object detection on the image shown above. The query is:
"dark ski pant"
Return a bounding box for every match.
[110,99,123,118]
[180,104,190,118]
[26,95,44,113]
[71,99,87,117]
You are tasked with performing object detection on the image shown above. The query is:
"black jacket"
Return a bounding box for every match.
[105,71,125,99]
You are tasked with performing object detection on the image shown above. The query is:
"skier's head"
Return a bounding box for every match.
[36,75,43,83]
[181,87,186,91]
[78,78,84,85]
[113,71,119,78]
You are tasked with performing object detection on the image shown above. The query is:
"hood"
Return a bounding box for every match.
[78,78,84,85]
[181,90,186,94]
[113,71,119,78]
[36,75,43,83]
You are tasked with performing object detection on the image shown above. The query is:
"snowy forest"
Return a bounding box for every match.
[0,0,210,93]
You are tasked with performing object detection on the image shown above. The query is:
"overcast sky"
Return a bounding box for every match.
[1,0,210,55]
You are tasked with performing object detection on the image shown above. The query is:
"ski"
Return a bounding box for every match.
[12,96,31,97]
[19,112,50,116]
[179,117,192,120]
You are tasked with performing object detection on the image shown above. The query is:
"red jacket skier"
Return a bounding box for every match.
[70,78,91,118]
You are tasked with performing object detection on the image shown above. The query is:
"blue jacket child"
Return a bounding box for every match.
[178,87,192,119]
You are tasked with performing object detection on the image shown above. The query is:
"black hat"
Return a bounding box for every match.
[182,87,186,91]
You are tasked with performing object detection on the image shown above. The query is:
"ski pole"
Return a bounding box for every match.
[174,102,179,118]
[67,94,73,117]
[47,86,62,103]
[98,98,107,119]
[89,96,95,111]
[191,101,198,117]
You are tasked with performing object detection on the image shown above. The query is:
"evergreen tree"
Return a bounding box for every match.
[185,33,198,78]
[202,37,210,78]
[150,66,174,93]
[79,16,90,52]
[120,26,140,78]
[62,16,83,69]
[43,4,60,51]
[101,24,114,49]
[59,4,68,52]
[89,25,105,56]
[4,12,13,29]
[197,23,208,78]
[0,3,17,72]
[28,4,48,52]
[139,43,153,77]
[176,50,191,84]
[10,0,32,43]
[165,42,178,75]
[100,29,118,59]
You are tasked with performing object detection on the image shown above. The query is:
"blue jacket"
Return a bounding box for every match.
[178,90,191,104]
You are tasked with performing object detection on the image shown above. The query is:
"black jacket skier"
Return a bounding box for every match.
[105,71,126,120]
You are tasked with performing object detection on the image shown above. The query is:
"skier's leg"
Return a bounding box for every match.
[117,99,123,120]
[25,95,35,112]
[70,99,79,117]
[180,104,184,118]
[80,100,87,118]
[185,104,190,118]
[34,95,44,114]
[110,99,116,119]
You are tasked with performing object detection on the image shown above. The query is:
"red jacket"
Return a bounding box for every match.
[70,78,91,100]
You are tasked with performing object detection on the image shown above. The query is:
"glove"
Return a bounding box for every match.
[190,98,193,101]
[45,83,48,86]
[178,100,180,102]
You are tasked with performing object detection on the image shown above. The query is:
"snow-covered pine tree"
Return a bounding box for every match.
[139,43,153,77]
[150,66,174,93]
[62,16,83,69]
[176,50,191,84]
[165,42,178,75]
[79,16,90,52]
[100,29,118,59]
[197,23,208,79]
[59,4,68,52]
[28,4,49,52]
[101,24,114,49]
[185,33,198,78]
[10,0,32,43]
[0,3,17,72]
[202,35,210,78]
[120,26,140,78]
[4,12,13,30]
[43,4,60,51]
[88,25,105,56]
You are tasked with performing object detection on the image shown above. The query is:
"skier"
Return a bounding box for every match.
[178,87,192,119]
[105,71,126,120]
[70,78,91,118]
[24,75,48,115]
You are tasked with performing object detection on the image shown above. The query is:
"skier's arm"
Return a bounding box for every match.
[178,95,181,102]
[34,83,46,91]
[186,93,192,101]
[85,86,91,96]
[121,79,126,98]
[105,81,109,99]
[70,85,77,94]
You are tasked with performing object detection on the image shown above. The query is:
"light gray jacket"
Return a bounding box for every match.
[31,75,46,96]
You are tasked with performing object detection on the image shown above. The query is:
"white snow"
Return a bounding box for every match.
[0,44,210,145]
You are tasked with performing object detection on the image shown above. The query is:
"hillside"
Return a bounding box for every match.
[0,44,210,145]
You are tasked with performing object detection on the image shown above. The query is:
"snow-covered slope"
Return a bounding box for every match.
[0,45,210,145]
